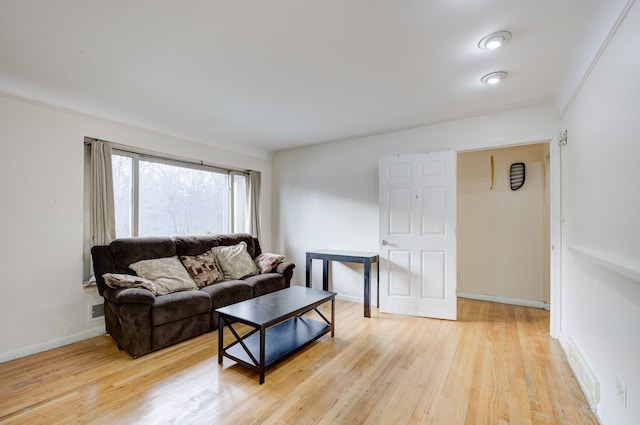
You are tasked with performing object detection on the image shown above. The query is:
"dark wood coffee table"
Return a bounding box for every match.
[216,286,336,384]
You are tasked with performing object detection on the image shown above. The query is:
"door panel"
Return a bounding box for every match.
[389,250,412,297]
[389,188,412,234]
[420,187,446,234]
[421,251,445,299]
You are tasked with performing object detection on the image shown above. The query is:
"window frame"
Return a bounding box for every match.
[111,148,249,238]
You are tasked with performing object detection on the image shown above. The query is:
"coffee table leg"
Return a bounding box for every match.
[218,316,224,365]
[259,326,266,384]
[331,298,335,337]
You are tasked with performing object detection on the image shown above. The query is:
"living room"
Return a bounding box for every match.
[1,2,639,424]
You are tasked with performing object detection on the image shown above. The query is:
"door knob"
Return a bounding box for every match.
[381,240,388,246]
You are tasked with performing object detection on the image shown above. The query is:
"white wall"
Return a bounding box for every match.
[272,104,558,302]
[559,2,640,424]
[457,144,548,304]
[0,94,272,361]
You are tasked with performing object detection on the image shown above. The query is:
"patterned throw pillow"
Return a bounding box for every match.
[129,256,198,295]
[212,241,260,280]
[254,253,286,273]
[102,273,157,294]
[180,250,224,287]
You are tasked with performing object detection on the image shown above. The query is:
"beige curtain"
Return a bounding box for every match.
[90,140,116,246]
[247,170,261,240]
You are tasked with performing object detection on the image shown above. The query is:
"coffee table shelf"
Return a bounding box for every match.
[225,316,330,367]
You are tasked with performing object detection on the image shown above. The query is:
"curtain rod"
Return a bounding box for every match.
[84,137,252,175]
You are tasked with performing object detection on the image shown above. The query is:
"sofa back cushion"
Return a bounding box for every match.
[110,236,176,274]
[174,235,219,257]
[174,233,261,258]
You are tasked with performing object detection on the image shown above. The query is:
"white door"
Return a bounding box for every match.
[379,151,457,320]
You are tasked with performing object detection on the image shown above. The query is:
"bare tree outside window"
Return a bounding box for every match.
[138,161,228,236]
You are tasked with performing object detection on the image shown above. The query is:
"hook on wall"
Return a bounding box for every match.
[490,154,494,190]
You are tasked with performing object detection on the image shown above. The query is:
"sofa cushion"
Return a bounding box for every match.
[180,251,224,287]
[212,241,259,280]
[103,273,157,294]
[151,314,210,351]
[200,280,254,309]
[254,253,286,273]
[129,256,198,295]
[151,290,212,326]
[243,273,287,297]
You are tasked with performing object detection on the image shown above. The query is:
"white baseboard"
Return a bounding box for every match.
[0,325,106,363]
[559,334,600,410]
[338,292,544,310]
[336,293,364,304]
[457,292,549,310]
[595,404,612,425]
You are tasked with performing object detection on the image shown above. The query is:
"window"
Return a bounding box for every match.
[112,150,248,237]
[83,140,251,284]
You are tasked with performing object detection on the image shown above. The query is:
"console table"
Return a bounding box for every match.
[305,249,379,318]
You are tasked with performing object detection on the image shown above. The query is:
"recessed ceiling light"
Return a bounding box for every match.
[478,31,512,50]
[481,71,507,85]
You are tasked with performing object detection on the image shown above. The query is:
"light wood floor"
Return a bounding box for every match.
[1,298,598,425]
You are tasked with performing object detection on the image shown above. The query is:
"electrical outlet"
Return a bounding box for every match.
[616,376,627,408]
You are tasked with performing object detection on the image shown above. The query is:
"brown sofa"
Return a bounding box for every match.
[91,233,295,358]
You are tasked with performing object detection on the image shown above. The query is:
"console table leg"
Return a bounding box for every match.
[364,261,371,318]
[376,261,380,308]
[322,260,329,291]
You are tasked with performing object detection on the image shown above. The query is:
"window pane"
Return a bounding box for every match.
[233,174,248,233]
[138,160,229,236]
[112,154,133,238]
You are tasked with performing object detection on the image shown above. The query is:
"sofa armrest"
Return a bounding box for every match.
[103,287,156,305]
[276,261,295,275]
[276,261,295,287]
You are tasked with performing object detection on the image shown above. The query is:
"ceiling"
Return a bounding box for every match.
[0,1,630,157]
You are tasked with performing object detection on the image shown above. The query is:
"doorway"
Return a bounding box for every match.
[456,143,550,308]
